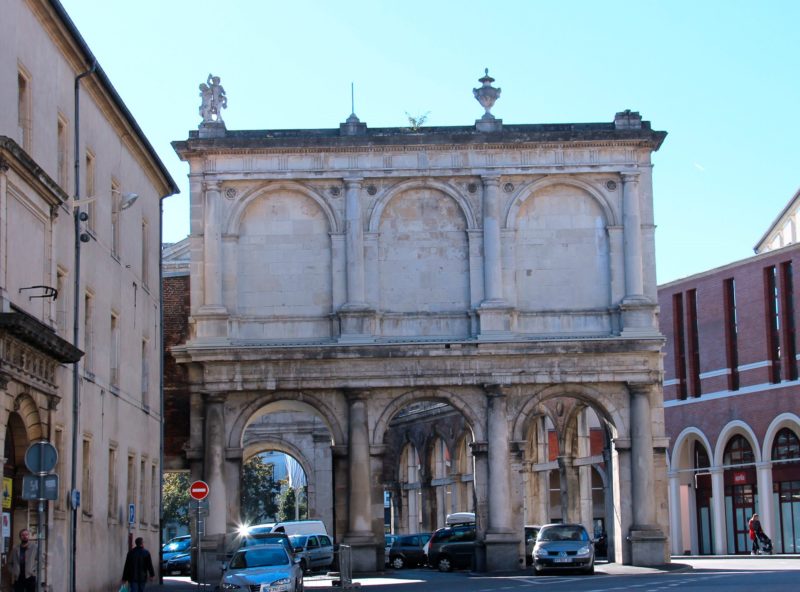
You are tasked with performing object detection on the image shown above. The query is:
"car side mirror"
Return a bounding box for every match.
[293,557,302,564]
[221,561,228,572]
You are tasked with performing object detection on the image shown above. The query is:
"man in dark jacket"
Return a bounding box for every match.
[122,537,155,592]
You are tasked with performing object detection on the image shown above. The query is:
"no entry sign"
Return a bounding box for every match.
[189,480,210,500]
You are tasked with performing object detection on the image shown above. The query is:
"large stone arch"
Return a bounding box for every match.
[243,438,312,475]
[12,392,45,443]
[763,412,800,458]
[670,426,713,469]
[227,392,346,450]
[511,384,623,443]
[367,179,477,232]
[714,420,762,466]
[504,176,618,229]
[371,388,485,447]
[225,181,341,236]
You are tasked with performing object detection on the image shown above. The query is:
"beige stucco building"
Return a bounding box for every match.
[1,1,177,590]
[171,72,670,574]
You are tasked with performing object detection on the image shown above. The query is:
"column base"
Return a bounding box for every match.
[194,306,229,340]
[483,531,522,572]
[477,302,514,340]
[341,533,378,573]
[628,528,667,566]
[337,306,375,343]
[619,296,659,338]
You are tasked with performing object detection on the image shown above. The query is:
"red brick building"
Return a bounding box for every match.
[659,242,800,555]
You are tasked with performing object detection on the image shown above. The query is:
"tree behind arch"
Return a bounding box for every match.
[241,455,280,523]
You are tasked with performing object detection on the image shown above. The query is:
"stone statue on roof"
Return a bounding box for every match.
[199,74,227,124]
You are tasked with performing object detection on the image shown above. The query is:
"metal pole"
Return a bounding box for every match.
[196,499,202,590]
[70,61,96,592]
[36,441,44,592]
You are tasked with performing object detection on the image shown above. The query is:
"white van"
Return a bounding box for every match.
[270,520,327,536]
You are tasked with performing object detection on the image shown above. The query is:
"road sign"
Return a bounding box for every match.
[129,503,135,525]
[189,480,209,500]
[24,441,58,474]
[21,474,58,501]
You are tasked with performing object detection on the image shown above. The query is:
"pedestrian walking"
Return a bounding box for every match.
[8,528,37,592]
[749,513,763,554]
[122,537,155,592]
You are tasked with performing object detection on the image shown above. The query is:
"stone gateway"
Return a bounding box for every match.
[170,74,669,573]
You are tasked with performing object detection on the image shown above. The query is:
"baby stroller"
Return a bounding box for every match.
[756,531,773,554]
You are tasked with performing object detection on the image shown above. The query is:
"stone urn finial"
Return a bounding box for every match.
[473,68,501,120]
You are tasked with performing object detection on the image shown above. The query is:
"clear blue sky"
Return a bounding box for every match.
[60,0,800,284]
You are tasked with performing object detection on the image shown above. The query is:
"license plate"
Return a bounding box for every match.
[554,557,572,563]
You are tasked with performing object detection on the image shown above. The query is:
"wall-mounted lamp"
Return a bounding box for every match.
[72,190,139,212]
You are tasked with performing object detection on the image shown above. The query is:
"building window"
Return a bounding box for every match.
[773,428,800,460]
[141,218,149,288]
[17,69,31,151]
[723,278,740,391]
[780,261,797,381]
[127,453,136,512]
[764,266,781,383]
[54,426,65,512]
[686,289,701,397]
[55,268,68,336]
[139,458,147,525]
[82,436,93,517]
[151,463,158,528]
[723,435,755,466]
[111,179,121,257]
[57,115,69,189]
[84,291,94,375]
[672,293,687,399]
[110,312,120,388]
[85,151,96,231]
[108,445,118,520]
[141,339,149,410]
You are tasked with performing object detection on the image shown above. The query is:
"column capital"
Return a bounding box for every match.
[343,177,364,188]
[481,175,501,187]
[470,440,489,455]
[344,388,370,403]
[483,383,510,398]
[202,179,222,192]
[620,171,640,184]
[203,391,227,405]
[627,382,654,397]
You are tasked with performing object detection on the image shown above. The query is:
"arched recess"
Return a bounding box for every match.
[228,393,346,451]
[508,179,613,312]
[504,177,618,229]
[367,179,477,232]
[372,388,484,446]
[243,439,313,479]
[763,413,800,454]
[714,420,762,466]
[12,393,45,443]
[225,181,341,236]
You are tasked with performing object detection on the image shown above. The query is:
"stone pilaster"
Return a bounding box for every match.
[339,179,375,342]
[756,461,774,544]
[627,383,666,565]
[197,180,228,339]
[204,393,227,535]
[668,471,683,555]
[478,177,512,339]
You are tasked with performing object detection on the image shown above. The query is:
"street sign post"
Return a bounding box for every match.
[188,480,210,589]
[189,480,209,500]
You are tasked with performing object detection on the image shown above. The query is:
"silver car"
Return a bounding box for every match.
[288,534,334,573]
[219,544,303,592]
[532,523,594,575]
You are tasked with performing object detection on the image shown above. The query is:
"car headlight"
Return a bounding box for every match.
[271,578,291,586]
[577,545,591,556]
[220,585,243,591]
[534,547,548,558]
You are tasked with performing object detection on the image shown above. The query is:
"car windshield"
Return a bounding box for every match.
[537,525,589,542]
[163,539,191,552]
[230,548,290,569]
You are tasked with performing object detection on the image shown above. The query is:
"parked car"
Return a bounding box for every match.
[426,523,476,572]
[531,523,595,575]
[219,544,303,592]
[389,533,431,569]
[524,525,541,566]
[288,533,335,573]
[164,551,191,576]
[384,534,399,566]
[161,535,191,571]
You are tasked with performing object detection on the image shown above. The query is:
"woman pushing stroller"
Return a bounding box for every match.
[748,513,773,554]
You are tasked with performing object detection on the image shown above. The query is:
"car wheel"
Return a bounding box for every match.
[533,565,544,576]
[392,556,404,569]
[583,563,594,575]
[437,556,452,572]
[300,559,308,573]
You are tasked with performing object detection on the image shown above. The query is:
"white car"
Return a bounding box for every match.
[219,544,303,592]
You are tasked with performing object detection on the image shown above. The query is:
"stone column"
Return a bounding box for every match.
[483,386,520,571]
[481,176,504,304]
[626,383,666,565]
[756,461,775,543]
[202,180,224,310]
[668,472,683,555]
[558,456,580,523]
[204,393,227,535]
[710,467,727,554]
[621,173,644,299]
[577,409,594,533]
[343,392,375,571]
[344,178,366,306]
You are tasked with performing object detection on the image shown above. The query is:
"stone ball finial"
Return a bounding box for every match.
[473,68,501,120]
